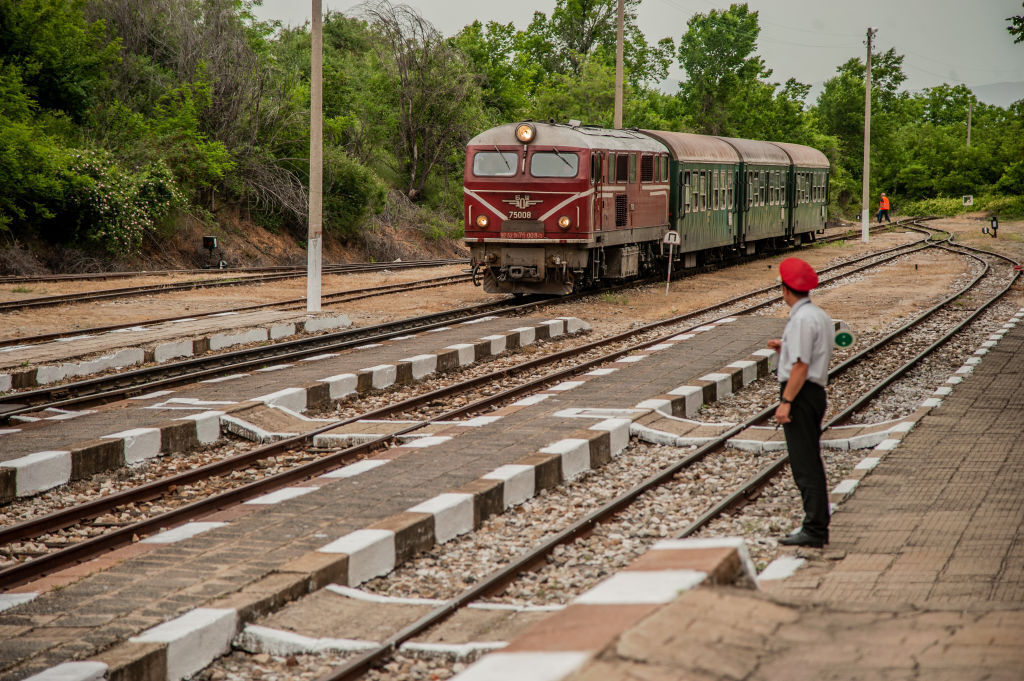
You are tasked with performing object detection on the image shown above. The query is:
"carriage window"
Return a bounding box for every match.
[472,151,518,177]
[530,151,579,178]
[683,171,691,213]
[712,171,719,210]
[728,184,734,209]
[640,155,654,183]
[699,172,706,211]
[629,154,637,183]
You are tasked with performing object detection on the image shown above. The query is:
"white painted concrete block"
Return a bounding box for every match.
[758,556,805,582]
[668,333,695,341]
[560,317,589,334]
[574,569,706,605]
[645,344,674,352]
[319,459,388,479]
[4,451,71,497]
[751,348,778,372]
[974,348,990,356]
[141,522,227,544]
[946,375,963,384]
[511,394,550,406]
[832,479,859,495]
[245,487,318,505]
[965,356,982,365]
[458,415,503,427]
[549,380,584,391]
[402,436,452,449]
[616,355,647,363]
[452,652,590,681]
[270,323,296,340]
[364,364,397,389]
[319,529,396,585]
[668,385,704,417]
[635,398,672,412]
[483,464,535,508]
[481,334,507,355]
[445,343,476,366]
[300,353,340,362]
[236,624,376,656]
[304,315,351,333]
[319,373,357,400]
[586,368,618,376]
[0,592,38,613]
[875,439,901,451]
[409,493,474,543]
[22,661,107,681]
[541,438,591,479]
[400,354,437,380]
[590,418,632,455]
[112,348,145,369]
[512,326,536,345]
[154,340,194,363]
[177,411,223,443]
[255,387,307,412]
[459,315,497,325]
[694,325,716,332]
[981,340,998,348]
[209,328,267,351]
[855,457,881,470]
[130,607,238,681]
[103,427,161,464]
[934,386,953,396]
[921,397,943,408]
[34,365,68,385]
[956,365,974,374]
[699,372,732,399]
[727,359,758,385]
[0,374,11,392]
[541,319,566,337]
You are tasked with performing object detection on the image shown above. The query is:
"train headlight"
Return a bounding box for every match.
[476,215,490,229]
[515,123,536,144]
[557,215,572,230]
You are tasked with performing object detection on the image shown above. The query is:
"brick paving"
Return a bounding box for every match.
[0,316,785,680]
[556,312,1024,680]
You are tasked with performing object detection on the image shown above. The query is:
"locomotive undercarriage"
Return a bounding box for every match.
[470,240,663,295]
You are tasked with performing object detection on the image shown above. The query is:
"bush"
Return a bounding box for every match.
[64,150,186,254]
[323,148,387,239]
[897,194,1024,219]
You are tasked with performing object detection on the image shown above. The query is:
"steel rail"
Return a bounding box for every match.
[0,272,473,348]
[0,232,934,587]
[675,225,1022,539]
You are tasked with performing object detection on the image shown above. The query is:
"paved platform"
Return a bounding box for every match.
[451,307,1024,681]
[0,316,786,681]
[0,311,352,391]
[0,316,582,502]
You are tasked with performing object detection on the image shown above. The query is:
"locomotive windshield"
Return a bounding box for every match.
[530,151,579,178]
[473,151,518,176]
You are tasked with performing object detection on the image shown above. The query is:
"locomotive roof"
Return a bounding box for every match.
[469,122,666,153]
[637,130,740,163]
[769,141,831,168]
[714,136,792,165]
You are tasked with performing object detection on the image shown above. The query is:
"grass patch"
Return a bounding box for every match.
[600,292,630,305]
[11,286,32,293]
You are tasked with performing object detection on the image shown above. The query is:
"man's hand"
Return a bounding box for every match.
[767,338,782,352]
[775,401,792,425]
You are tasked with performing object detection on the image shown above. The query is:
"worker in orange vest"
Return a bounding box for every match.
[877,193,891,224]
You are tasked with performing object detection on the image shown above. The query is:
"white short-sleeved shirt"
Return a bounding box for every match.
[777,297,833,386]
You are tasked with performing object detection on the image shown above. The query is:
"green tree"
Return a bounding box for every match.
[452,20,538,124]
[1008,2,1024,43]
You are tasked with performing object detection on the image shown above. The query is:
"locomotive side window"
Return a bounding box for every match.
[640,155,654,183]
[661,156,669,182]
[472,151,518,177]
[591,153,601,184]
[530,151,579,178]
[629,154,637,184]
[616,154,629,183]
[607,153,614,182]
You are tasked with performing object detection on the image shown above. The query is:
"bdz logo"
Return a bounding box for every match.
[503,194,543,210]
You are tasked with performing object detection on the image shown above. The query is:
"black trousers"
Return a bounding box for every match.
[780,381,829,540]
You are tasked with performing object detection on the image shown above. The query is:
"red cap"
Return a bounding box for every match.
[779,257,818,292]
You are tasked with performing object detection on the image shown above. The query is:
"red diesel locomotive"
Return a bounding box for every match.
[464,121,830,295]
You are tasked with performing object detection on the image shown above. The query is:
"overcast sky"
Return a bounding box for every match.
[253,0,1024,103]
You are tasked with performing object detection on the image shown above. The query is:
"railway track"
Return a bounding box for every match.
[0,227,942,592]
[277,223,1018,681]
[0,258,469,313]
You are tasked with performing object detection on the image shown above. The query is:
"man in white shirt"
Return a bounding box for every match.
[767,257,833,548]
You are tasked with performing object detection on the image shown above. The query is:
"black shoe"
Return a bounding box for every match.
[778,530,825,548]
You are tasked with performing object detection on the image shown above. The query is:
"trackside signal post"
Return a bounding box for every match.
[307,0,323,313]
[663,230,680,294]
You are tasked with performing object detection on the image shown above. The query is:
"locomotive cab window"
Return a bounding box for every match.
[660,156,669,182]
[616,154,629,183]
[591,154,602,184]
[472,151,518,177]
[530,151,579,178]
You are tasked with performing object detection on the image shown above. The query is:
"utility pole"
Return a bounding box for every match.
[307,0,323,313]
[614,0,624,129]
[861,27,876,244]
[967,99,973,147]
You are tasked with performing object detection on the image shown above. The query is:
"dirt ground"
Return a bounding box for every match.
[4,218,1022,342]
